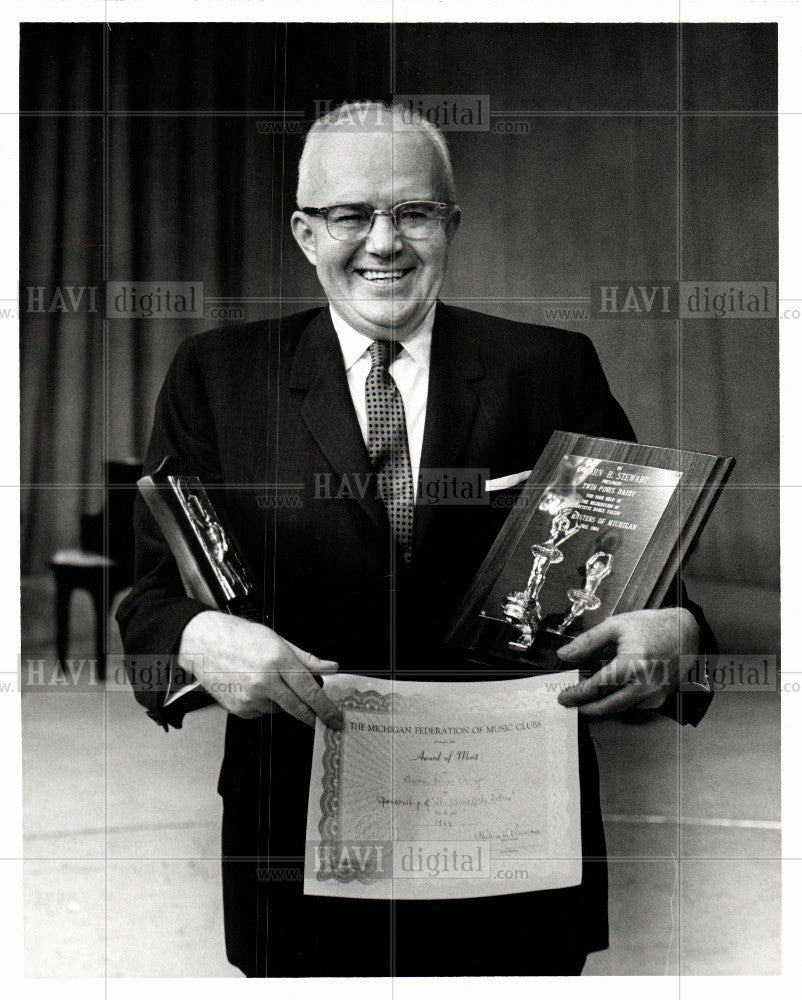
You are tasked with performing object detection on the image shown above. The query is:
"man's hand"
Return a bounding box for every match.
[178,610,343,729]
[555,607,700,717]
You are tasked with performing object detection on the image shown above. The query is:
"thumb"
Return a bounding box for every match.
[557,617,620,661]
[284,639,339,674]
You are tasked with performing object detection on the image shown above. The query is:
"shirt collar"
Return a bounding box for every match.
[329,304,434,373]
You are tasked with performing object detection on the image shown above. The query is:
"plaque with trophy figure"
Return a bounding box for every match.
[136,456,261,716]
[446,432,734,671]
[137,456,258,618]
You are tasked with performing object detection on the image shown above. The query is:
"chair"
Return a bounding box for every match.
[50,459,142,680]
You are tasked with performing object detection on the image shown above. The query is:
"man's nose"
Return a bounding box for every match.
[363,213,403,257]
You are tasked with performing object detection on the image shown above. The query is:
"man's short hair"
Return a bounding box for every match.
[296,100,457,206]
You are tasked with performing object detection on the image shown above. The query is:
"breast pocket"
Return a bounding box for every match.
[484,469,532,517]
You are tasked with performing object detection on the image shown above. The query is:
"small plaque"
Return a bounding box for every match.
[138,456,258,619]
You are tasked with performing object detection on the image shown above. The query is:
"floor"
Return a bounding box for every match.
[20,574,781,977]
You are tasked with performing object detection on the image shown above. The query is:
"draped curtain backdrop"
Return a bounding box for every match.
[20,23,778,593]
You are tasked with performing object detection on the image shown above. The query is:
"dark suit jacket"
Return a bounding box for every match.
[117,303,713,976]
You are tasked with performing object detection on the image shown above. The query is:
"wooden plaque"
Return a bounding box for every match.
[136,456,262,718]
[138,456,259,621]
[446,432,734,671]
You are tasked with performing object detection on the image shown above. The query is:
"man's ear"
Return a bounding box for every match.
[291,211,318,266]
[445,205,461,243]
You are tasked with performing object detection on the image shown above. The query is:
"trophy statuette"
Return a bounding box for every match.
[174,478,253,607]
[554,550,613,635]
[503,508,580,651]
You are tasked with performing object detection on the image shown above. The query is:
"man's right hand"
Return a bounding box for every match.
[178,610,343,729]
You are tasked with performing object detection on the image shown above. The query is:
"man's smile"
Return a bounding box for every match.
[352,266,417,285]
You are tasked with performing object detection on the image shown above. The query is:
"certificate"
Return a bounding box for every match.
[304,671,582,900]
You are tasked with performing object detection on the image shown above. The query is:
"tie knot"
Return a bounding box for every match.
[368,338,402,370]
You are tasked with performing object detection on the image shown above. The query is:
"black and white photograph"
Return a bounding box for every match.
[5,1,796,994]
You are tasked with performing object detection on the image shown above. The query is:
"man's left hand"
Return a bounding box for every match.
[556,607,700,717]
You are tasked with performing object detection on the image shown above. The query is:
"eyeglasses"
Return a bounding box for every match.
[300,201,455,241]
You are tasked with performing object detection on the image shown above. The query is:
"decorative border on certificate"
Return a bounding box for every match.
[317,688,396,884]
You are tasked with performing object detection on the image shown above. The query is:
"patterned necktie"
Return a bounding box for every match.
[365,339,414,564]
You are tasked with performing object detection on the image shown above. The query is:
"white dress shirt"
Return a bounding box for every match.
[329,304,434,497]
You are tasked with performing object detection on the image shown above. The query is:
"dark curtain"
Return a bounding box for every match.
[20,22,778,589]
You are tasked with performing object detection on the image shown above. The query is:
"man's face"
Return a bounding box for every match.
[291,128,460,340]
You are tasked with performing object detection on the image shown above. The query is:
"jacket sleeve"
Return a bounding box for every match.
[654,576,716,726]
[570,333,715,726]
[115,336,222,726]
[564,332,638,445]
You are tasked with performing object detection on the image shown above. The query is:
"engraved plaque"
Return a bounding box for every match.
[446,432,734,671]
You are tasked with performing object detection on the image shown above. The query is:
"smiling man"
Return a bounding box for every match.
[291,114,459,341]
[117,101,713,978]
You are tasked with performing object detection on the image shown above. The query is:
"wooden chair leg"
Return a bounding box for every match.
[53,570,72,671]
[90,583,107,682]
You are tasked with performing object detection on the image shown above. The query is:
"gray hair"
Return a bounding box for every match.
[296,100,457,206]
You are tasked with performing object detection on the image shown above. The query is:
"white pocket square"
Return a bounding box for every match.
[484,470,532,492]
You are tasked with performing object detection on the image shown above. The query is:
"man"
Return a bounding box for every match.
[117,101,712,977]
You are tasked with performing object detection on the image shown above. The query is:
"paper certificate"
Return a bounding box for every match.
[304,671,582,900]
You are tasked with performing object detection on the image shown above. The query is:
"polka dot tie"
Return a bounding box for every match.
[365,339,414,564]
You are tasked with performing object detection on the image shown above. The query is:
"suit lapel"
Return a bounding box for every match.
[413,303,486,554]
[289,308,389,535]
[289,304,487,554]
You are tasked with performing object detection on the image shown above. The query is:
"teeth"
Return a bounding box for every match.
[359,270,407,280]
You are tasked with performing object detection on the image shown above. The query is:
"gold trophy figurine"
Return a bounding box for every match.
[503,508,581,651]
[555,550,613,635]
